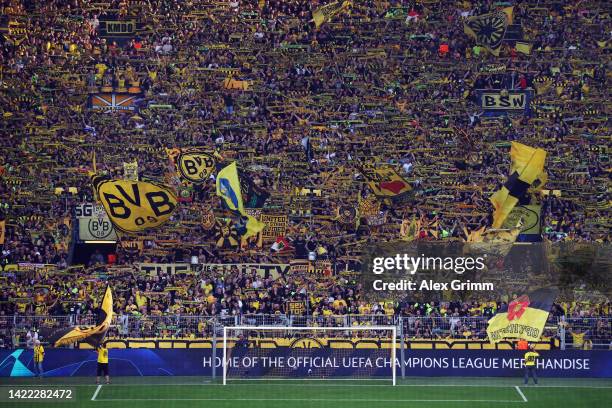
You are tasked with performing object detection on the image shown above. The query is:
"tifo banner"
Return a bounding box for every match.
[199,263,290,278]
[97,16,145,44]
[478,90,533,114]
[1,349,610,378]
[99,18,138,36]
[138,263,191,276]
[287,301,306,314]
[89,93,142,112]
[259,214,288,242]
[138,263,291,278]
[290,259,333,276]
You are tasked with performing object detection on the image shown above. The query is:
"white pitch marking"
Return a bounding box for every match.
[91,384,102,401]
[515,385,528,403]
[94,397,525,403]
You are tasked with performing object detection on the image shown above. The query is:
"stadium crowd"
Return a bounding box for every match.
[0,0,609,348]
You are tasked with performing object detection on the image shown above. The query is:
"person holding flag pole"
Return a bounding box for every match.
[523,344,540,385]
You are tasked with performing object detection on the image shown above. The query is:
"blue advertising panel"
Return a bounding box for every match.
[1,349,610,378]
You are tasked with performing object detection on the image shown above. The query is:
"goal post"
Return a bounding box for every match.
[222,325,397,385]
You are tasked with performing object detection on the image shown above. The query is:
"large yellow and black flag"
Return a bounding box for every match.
[490,142,546,228]
[487,288,557,343]
[464,7,513,56]
[216,162,264,239]
[91,174,178,233]
[47,286,113,347]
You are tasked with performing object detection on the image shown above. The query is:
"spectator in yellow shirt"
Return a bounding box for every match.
[569,327,587,349]
[33,340,44,378]
[332,296,347,312]
[523,344,539,385]
[96,344,110,385]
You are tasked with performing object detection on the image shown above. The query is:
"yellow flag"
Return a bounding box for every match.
[490,142,546,228]
[515,42,532,55]
[361,165,412,200]
[223,77,251,90]
[92,175,178,233]
[313,1,351,28]
[216,162,264,238]
[216,162,243,212]
[400,216,420,242]
[49,286,113,347]
[487,288,557,343]
[0,219,5,244]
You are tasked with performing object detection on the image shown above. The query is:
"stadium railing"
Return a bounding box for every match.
[560,317,612,350]
[3,314,610,349]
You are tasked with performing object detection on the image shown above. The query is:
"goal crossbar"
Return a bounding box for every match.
[222,325,397,386]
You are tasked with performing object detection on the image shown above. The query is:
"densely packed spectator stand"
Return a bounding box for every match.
[0,1,609,349]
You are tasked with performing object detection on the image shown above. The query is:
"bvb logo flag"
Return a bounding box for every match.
[487,288,557,343]
[47,286,113,347]
[490,142,546,228]
[92,175,178,233]
[464,7,513,56]
[167,148,216,184]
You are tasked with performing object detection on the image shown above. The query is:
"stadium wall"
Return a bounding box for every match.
[1,349,611,378]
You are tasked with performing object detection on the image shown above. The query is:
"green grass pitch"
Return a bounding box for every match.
[1,377,611,407]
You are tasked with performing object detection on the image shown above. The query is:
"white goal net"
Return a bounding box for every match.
[222,326,397,385]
